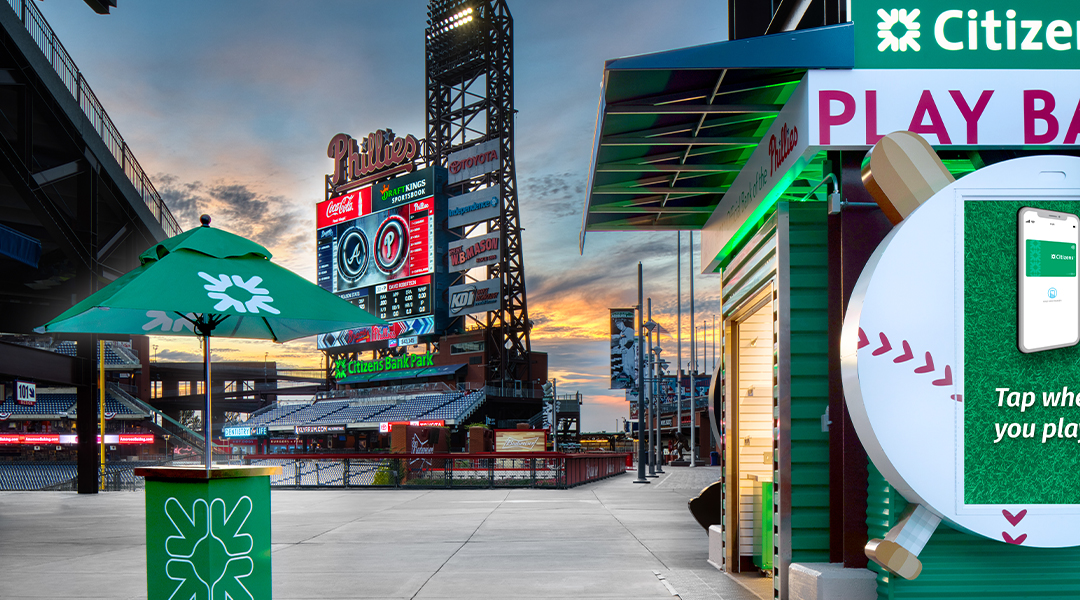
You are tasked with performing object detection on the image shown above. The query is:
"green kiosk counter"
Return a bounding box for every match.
[134,465,282,600]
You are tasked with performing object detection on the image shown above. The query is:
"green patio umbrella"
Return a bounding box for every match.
[39,215,385,473]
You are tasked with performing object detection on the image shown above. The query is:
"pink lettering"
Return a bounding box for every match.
[949,90,993,144]
[767,123,798,176]
[908,90,952,145]
[865,90,883,145]
[1063,99,1080,144]
[1025,90,1059,144]
[818,90,856,145]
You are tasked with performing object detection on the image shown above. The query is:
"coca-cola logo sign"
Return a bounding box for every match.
[316,187,369,229]
[327,129,421,193]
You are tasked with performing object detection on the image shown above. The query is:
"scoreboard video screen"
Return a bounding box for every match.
[316,167,448,338]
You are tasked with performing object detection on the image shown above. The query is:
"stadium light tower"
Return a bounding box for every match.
[426,0,532,385]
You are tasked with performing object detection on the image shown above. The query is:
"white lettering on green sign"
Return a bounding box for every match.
[854,1,1080,68]
[332,352,435,380]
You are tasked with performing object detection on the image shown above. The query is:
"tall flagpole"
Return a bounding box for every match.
[676,232,682,460]
[689,231,697,467]
[634,262,649,483]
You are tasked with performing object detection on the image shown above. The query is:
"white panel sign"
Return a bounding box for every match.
[448,231,501,273]
[808,69,1080,149]
[701,78,811,273]
[15,381,35,406]
[447,139,500,184]
[448,186,501,228]
[842,155,1080,547]
[448,278,501,316]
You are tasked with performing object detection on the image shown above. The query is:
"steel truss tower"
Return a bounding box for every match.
[425,0,531,384]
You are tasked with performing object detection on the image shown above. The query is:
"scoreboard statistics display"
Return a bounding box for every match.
[316,167,445,324]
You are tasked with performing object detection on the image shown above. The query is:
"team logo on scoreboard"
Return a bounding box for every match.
[374,215,409,275]
[337,227,370,282]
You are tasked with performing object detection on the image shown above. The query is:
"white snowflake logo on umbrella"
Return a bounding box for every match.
[877,8,921,52]
[198,273,280,314]
[164,496,255,600]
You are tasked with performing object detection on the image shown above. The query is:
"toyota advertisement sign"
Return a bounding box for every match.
[449,278,501,316]
[447,139,500,184]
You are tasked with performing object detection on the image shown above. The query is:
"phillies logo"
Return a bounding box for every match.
[768,123,798,176]
[374,215,409,275]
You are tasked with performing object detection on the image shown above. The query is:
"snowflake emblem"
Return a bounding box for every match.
[164,496,255,600]
[198,273,280,315]
[877,8,921,52]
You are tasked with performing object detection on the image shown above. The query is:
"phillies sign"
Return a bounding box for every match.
[327,129,421,193]
[768,123,798,176]
[316,188,369,229]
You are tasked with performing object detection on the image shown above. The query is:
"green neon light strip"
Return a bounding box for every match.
[713,156,812,272]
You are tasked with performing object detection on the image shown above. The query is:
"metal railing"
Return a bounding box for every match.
[4,0,181,237]
[245,452,629,489]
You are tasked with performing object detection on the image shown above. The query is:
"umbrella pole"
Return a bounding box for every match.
[203,334,212,475]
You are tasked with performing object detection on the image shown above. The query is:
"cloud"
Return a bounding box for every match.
[156,175,315,275]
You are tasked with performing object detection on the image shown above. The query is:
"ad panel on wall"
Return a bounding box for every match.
[447,139,500,184]
[317,316,436,351]
[448,278,501,316]
[448,185,501,228]
[448,231,501,272]
[610,308,637,390]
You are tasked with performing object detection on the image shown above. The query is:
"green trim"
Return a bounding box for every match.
[715,152,827,273]
[785,201,831,565]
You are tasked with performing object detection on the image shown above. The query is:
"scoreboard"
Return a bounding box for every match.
[316,166,450,350]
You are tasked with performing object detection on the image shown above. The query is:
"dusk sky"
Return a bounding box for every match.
[36,0,727,431]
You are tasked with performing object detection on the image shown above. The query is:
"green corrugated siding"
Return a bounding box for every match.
[786,201,831,564]
[867,462,1080,599]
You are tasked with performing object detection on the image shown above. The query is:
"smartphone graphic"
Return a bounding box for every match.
[1018,207,1080,353]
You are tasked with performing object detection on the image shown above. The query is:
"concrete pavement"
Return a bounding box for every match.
[0,465,769,600]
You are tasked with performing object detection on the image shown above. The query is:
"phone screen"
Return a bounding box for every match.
[1018,207,1080,353]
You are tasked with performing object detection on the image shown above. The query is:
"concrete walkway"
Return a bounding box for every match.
[0,465,768,600]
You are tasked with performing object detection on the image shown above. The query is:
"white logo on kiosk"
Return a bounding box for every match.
[878,8,921,52]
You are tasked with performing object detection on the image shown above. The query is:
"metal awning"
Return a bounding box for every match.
[365,367,430,383]
[580,23,853,251]
[420,363,468,377]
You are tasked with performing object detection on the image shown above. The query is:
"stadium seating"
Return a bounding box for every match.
[234,390,488,429]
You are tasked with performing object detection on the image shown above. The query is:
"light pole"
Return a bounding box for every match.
[163,434,170,461]
[633,263,649,484]
[689,231,697,468]
[645,302,658,478]
[152,344,158,363]
[653,343,664,474]
[676,231,683,459]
